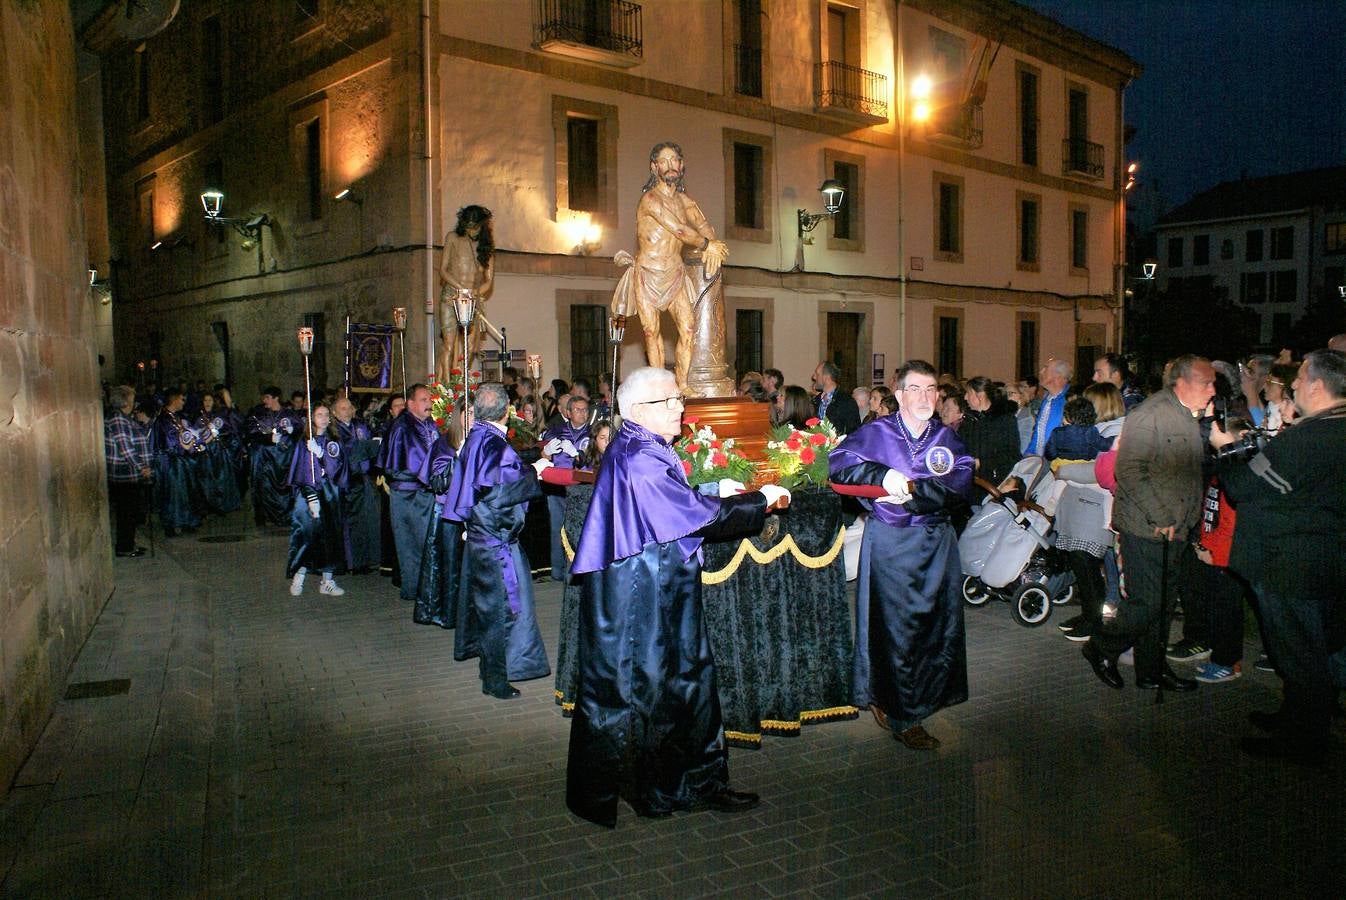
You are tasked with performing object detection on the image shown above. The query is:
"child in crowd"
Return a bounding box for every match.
[1044,396,1113,467]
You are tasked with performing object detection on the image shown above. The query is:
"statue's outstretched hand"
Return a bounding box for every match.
[703,240,728,278]
[614,250,634,267]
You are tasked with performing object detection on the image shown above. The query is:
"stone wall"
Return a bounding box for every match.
[0,0,114,787]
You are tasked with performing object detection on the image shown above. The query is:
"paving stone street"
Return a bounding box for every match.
[1,509,1342,898]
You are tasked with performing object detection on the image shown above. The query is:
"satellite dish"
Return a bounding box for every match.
[113,0,181,43]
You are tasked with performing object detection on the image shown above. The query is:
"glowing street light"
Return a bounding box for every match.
[910,74,932,99]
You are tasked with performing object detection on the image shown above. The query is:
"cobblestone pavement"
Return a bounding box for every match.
[2,509,1343,898]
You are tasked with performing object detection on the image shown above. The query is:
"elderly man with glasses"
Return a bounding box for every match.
[830,359,974,751]
[566,367,790,827]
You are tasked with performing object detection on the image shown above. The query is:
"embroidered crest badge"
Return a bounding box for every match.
[926,446,954,476]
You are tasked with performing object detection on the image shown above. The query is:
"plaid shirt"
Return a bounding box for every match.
[104,410,150,483]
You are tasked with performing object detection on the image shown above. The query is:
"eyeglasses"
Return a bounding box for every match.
[902,386,940,397]
[634,395,685,409]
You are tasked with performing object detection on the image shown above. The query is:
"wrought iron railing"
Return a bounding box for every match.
[734,43,762,98]
[928,103,983,148]
[534,0,642,59]
[1062,137,1104,179]
[814,60,888,119]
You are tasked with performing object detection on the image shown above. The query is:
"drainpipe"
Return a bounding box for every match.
[422,0,436,377]
[896,0,907,362]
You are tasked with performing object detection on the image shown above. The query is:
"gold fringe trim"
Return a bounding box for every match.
[724,730,763,746]
[700,527,846,585]
[561,525,575,562]
[800,705,860,723]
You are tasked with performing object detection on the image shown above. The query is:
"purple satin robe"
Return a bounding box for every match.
[541,421,591,470]
[285,432,345,489]
[829,414,974,526]
[376,410,439,488]
[571,420,722,574]
[442,423,525,523]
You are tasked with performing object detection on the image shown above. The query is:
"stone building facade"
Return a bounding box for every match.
[100,0,1138,395]
[1153,166,1346,349]
[1,1,115,787]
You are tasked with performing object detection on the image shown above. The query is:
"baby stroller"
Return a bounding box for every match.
[957,456,1075,626]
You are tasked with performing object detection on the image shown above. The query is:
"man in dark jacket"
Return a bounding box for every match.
[1082,355,1214,693]
[811,361,861,435]
[1213,349,1346,764]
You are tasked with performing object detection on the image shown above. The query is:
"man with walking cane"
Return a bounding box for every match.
[1082,355,1215,693]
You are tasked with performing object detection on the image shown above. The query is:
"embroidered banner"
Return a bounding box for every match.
[346,323,395,394]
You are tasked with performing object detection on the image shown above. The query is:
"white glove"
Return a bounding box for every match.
[532,458,554,477]
[307,498,321,518]
[879,469,912,504]
[307,438,323,457]
[759,484,791,508]
[543,438,564,456]
[717,478,747,498]
[559,440,579,458]
[271,431,282,444]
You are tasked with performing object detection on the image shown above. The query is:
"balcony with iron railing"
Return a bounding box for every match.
[534,0,642,67]
[733,43,762,98]
[814,60,888,125]
[1062,137,1104,179]
[926,102,983,149]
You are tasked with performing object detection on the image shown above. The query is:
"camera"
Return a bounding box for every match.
[1214,427,1271,462]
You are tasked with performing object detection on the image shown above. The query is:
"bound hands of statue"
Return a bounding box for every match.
[702,240,728,278]
[614,250,634,268]
[875,469,913,504]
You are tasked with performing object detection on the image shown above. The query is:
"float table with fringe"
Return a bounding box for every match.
[554,484,857,746]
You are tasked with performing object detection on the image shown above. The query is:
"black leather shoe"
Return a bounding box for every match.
[1136,669,1198,692]
[1240,736,1325,766]
[1083,641,1124,690]
[483,683,520,699]
[700,788,759,813]
[1248,709,1284,732]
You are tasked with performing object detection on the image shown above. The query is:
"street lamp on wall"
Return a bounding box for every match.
[794,179,847,272]
[200,189,272,240]
[1141,261,1158,280]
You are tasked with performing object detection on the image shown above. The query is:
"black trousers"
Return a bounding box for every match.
[1184,558,1248,666]
[1098,534,1191,680]
[1066,550,1106,628]
[1255,580,1336,748]
[109,480,142,553]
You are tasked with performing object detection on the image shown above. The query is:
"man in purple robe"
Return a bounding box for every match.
[443,383,553,698]
[375,383,440,602]
[245,386,297,527]
[829,359,974,750]
[566,367,790,828]
[541,394,591,580]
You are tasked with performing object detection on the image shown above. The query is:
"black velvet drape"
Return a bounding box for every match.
[554,485,855,744]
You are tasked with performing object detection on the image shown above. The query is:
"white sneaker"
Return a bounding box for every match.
[319,579,345,596]
[289,573,305,596]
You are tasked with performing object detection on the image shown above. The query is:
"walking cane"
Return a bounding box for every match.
[392,307,408,400]
[297,328,316,484]
[1156,537,1170,706]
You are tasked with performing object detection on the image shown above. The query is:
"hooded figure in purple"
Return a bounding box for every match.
[245,386,297,527]
[829,359,973,751]
[443,383,551,699]
[565,367,791,828]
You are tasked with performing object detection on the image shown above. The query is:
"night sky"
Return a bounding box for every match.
[1017,0,1346,227]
